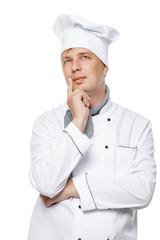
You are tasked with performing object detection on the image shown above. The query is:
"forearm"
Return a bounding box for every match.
[72,120,156,211]
[40,178,80,207]
[66,178,80,198]
[29,120,92,198]
[72,117,88,133]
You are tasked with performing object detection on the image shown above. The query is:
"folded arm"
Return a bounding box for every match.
[40,178,79,207]
[29,116,92,198]
[72,120,156,211]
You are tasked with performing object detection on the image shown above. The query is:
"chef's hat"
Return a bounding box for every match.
[53,14,120,67]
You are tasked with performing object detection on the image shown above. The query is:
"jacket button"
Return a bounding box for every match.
[78,205,81,209]
[78,238,81,240]
[107,118,111,121]
[105,145,108,149]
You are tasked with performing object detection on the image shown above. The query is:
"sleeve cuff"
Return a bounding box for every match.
[72,173,96,211]
[63,122,92,156]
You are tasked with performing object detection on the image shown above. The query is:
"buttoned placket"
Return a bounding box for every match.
[104,117,111,149]
[71,103,114,240]
[70,197,84,240]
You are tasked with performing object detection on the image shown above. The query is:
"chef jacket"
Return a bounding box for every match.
[28,98,156,240]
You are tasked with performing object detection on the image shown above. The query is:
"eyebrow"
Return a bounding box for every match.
[62,52,92,60]
[62,56,71,59]
[78,52,92,55]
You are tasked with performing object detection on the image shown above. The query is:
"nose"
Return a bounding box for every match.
[71,59,82,72]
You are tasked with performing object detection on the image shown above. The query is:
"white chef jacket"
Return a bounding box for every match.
[28,98,156,240]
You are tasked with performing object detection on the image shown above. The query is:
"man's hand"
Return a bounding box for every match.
[40,178,80,208]
[67,78,90,133]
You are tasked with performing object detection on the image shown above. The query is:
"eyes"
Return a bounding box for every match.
[64,59,71,64]
[82,55,88,59]
[63,55,89,64]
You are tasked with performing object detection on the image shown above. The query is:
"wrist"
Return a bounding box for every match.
[72,117,88,133]
[66,178,80,198]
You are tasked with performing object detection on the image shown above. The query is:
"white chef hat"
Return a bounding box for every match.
[53,14,120,67]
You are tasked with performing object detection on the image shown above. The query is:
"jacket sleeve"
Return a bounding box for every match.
[72,120,156,211]
[28,113,92,198]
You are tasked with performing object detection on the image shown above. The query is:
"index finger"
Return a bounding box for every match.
[67,78,73,98]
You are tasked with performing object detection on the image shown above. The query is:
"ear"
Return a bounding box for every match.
[103,64,108,77]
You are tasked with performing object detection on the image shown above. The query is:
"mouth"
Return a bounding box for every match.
[73,76,86,84]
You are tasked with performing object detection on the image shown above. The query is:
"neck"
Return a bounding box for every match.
[89,83,106,109]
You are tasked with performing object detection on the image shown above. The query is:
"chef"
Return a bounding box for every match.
[28,14,156,240]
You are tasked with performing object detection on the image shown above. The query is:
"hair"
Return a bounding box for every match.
[66,48,72,53]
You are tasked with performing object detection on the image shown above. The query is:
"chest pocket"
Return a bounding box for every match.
[115,146,137,177]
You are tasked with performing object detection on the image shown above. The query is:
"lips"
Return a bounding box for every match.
[73,76,86,81]
[73,76,86,83]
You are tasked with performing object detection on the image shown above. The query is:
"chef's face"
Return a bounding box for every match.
[61,47,108,97]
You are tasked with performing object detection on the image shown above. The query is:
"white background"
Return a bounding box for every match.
[0,0,159,239]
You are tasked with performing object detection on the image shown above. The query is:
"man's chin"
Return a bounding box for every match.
[73,83,86,91]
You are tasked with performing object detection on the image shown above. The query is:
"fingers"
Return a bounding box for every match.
[67,78,90,109]
[40,194,53,208]
[82,95,89,107]
[81,92,90,108]
[67,78,73,98]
